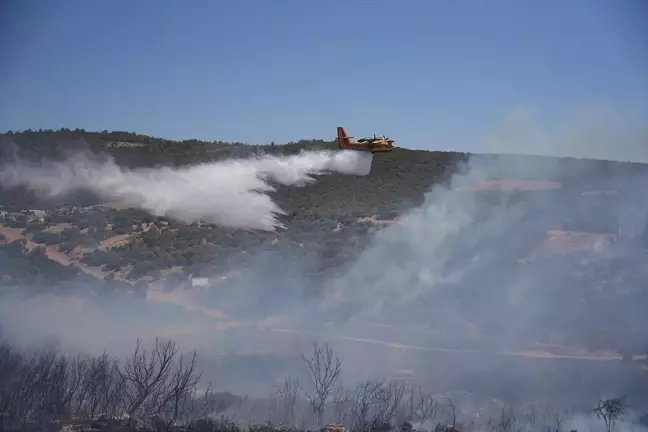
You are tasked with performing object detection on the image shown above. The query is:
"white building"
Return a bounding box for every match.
[190,277,209,288]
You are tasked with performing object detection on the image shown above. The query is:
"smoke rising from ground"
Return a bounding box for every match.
[485,104,648,163]
[0,149,373,231]
[0,110,647,427]
[2,146,647,408]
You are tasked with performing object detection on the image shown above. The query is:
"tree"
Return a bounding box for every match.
[373,380,405,426]
[593,397,626,432]
[300,342,343,428]
[270,377,299,428]
[404,385,438,426]
[349,379,383,431]
[160,351,202,429]
[446,396,457,429]
[120,338,179,422]
[331,385,352,425]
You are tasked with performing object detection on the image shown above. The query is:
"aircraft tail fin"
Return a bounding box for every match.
[337,126,350,149]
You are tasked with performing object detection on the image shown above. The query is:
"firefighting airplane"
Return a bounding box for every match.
[337,126,395,153]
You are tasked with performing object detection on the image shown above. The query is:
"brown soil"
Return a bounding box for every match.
[0,226,24,242]
[98,234,131,250]
[520,229,616,263]
[461,179,562,192]
[43,223,71,233]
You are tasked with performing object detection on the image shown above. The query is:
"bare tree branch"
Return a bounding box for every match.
[272,377,299,428]
[332,385,352,425]
[300,342,343,428]
[593,397,626,432]
[350,379,382,431]
[120,337,179,422]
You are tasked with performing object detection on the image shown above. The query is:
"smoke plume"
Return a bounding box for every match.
[0,107,647,427]
[0,149,373,231]
[485,104,648,163]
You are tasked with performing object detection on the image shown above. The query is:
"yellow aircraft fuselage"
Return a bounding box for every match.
[337,126,395,153]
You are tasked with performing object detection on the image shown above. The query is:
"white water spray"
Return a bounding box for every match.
[0,150,373,231]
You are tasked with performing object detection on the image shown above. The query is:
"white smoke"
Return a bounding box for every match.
[485,104,648,163]
[0,149,373,231]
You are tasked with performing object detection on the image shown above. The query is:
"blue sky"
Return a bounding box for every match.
[1,0,646,154]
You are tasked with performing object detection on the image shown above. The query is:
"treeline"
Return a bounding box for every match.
[0,128,337,169]
[0,335,645,432]
[0,337,216,431]
[0,127,466,212]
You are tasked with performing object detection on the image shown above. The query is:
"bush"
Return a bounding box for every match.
[31,231,63,245]
[128,261,159,280]
[189,417,241,432]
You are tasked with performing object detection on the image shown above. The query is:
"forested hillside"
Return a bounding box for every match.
[1,128,648,357]
[0,129,467,288]
[1,128,648,432]
[1,128,646,292]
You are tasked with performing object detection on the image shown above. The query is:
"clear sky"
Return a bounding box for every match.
[1,0,646,154]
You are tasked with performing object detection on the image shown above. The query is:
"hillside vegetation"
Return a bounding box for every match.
[0,129,467,288]
[1,334,643,432]
[1,129,648,360]
[1,128,646,289]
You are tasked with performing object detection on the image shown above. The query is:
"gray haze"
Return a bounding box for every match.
[484,104,648,164]
[1,117,647,429]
